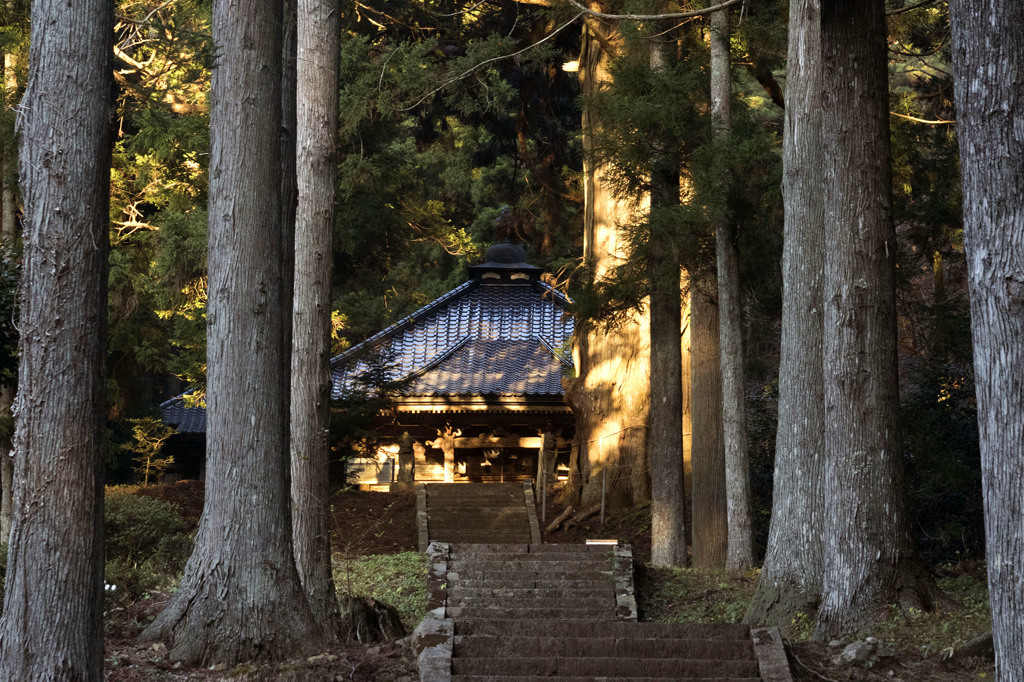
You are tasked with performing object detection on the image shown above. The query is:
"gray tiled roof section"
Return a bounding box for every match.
[160,396,206,434]
[331,280,573,399]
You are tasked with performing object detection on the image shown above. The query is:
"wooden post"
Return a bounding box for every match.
[397,431,415,488]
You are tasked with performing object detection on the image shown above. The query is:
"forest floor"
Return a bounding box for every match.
[105,481,995,681]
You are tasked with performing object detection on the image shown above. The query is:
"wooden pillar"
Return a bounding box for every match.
[538,431,557,486]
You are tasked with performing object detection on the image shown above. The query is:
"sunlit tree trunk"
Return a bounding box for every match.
[565,11,651,510]
[745,0,825,629]
[140,0,327,664]
[291,0,342,637]
[815,0,937,639]
[711,5,753,572]
[949,2,1024,677]
[690,283,726,568]
[0,0,112,676]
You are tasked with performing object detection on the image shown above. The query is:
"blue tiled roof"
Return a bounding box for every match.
[331,279,573,399]
[161,275,574,434]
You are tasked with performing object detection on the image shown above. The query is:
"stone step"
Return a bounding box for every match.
[430,523,531,534]
[428,498,526,508]
[448,543,532,553]
[448,586,615,601]
[449,560,612,573]
[450,570,612,583]
[429,532,534,544]
[453,578,614,590]
[450,544,599,556]
[449,551,612,562]
[454,620,751,641]
[447,596,614,611]
[451,656,761,678]
[430,517,530,528]
[446,606,617,621]
[425,482,522,491]
[450,671,761,675]
[430,506,529,516]
[453,635,756,661]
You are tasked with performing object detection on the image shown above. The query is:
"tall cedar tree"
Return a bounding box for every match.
[745,0,825,628]
[647,26,686,568]
[689,279,726,567]
[949,1,1024,677]
[140,0,328,663]
[291,0,342,636]
[816,0,938,638]
[711,5,753,571]
[0,0,113,678]
[565,11,652,511]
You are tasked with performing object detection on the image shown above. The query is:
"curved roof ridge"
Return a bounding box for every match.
[329,279,480,369]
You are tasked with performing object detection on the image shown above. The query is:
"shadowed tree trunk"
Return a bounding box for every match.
[291,0,342,637]
[949,2,1024,677]
[710,4,753,572]
[0,385,13,542]
[280,0,297,430]
[690,282,726,568]
[647,28,686,568]
[815,0,938,639]
[139,0,327,664]
[745,0,825,629]
[0,0,112,677]
[565,11,651,511]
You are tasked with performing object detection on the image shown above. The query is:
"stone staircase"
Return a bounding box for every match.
[413,485,792,682]
[417,482,541,550]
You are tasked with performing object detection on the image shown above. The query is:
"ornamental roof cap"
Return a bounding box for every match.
[468,240,542,281]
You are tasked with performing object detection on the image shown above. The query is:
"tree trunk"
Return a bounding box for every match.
[815,0,937,639]
[291,0,342,638]
[745,0,825,629]
[711,5,753,572]
[0,0,112,677]
[949,2,1024,678]
[565,13,651,511]
[647,29,686,569]
[280,0,297,389]
[140,0,327,664]
[690,282,727,568]
[0,385,13,542]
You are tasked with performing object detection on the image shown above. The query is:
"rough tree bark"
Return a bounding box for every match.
[745,0,825,629]
[690,282,726,568]
[280,0,297,381]
[291,0,342,637]
[139,0,328,664]
[647,29,687,568]
[949,2,1024,677]
[815,0,938,639]
[565,12,651,511]
[0,0,112,677]
[710,5,753,572]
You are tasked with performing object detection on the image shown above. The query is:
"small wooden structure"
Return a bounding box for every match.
[332,242,574,489]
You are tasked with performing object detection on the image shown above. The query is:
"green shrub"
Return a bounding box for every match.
[104,488,193,602]
[334,552,427,629]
